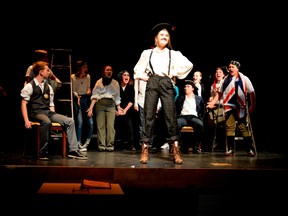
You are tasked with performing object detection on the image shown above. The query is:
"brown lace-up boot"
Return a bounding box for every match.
[171,141,183,164]
[140,143,149,164]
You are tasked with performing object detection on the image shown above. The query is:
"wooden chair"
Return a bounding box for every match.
[180,126,202,152]
[24,122,67,158]
[181,126,194,133]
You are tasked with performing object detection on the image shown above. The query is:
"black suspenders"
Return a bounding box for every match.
[148,49,171,77]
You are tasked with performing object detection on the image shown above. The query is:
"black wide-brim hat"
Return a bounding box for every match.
[184,80,198,91]
[150,23,173,38]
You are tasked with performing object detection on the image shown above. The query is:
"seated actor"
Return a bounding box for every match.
[175,80,205,153]
[20,61,87,160]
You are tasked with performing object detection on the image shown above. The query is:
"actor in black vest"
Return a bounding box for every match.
[21,61,87,160]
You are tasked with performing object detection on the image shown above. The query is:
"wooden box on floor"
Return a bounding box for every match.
[38,182,124,195]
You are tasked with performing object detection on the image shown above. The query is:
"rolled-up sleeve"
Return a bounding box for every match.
[20,84,33,101]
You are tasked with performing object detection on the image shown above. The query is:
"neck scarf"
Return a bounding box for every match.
[102,77,112,86]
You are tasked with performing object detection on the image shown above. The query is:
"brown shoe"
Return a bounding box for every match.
[140,143,149,164]
[171,142,183,164]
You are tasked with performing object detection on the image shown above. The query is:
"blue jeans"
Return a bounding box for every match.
[74,95,94,144]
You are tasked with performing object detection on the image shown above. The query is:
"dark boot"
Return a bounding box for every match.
[171,141,183,164]
[244,137,256,157]
[225,136,235,156]
[39,142,49,160]
[140,143,149,164]
[192,143,202,154]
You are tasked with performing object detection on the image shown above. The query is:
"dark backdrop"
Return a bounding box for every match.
[1,3,286,152]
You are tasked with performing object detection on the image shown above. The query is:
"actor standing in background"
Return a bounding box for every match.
[207,60,256,157]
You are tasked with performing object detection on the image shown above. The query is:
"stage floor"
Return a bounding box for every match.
[1,147,287,215]
[1,147,287,169]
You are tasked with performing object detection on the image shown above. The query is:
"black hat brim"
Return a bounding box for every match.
[184,80,198,91]
[150,23,173,38]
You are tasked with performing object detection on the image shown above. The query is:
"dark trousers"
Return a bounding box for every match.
[115,113,134,149]
[142,75,179,144]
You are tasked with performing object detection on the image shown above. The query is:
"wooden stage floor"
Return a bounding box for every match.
[1,146,287,215]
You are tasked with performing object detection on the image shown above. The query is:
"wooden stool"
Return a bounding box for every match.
[24,122,67,158]
[180,126,202,151]
[181,126,194,133]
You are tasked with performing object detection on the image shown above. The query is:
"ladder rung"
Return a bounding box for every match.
[50,48,73,119]
[51,65,71,69]
[57,99,72,102]
[51,48,72,52]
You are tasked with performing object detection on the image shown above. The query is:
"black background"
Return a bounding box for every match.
[1,3,286,151]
